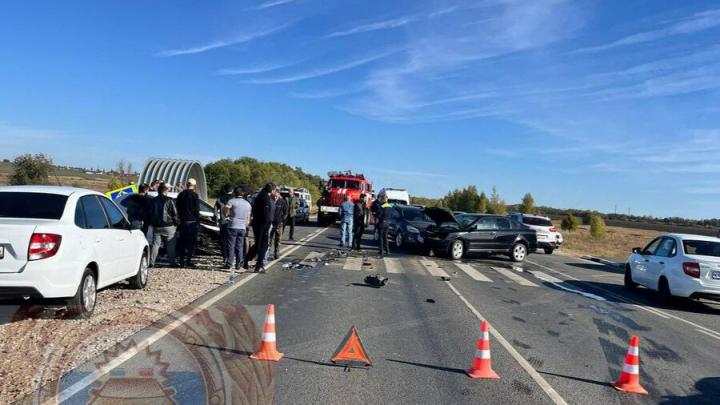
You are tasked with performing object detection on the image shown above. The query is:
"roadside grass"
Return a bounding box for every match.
[554,221,659,262]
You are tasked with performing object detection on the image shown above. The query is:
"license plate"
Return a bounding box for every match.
[321,206,339,213]
[0,246,4,259]
[712,271,720,280]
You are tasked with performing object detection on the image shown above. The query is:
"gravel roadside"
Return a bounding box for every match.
[0,264,229,403]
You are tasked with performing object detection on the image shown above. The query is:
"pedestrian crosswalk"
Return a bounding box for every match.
[293,252,562,288]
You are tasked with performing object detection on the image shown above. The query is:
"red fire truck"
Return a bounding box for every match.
[317,171,373,226]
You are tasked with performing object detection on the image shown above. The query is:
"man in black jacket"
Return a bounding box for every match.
[176,178,201,268]
[122,183,151,234]
[251,183,275,273]
[214,183,233,263]
[270,188,288,259]
[149,183,179,267]
[352,194,367,250]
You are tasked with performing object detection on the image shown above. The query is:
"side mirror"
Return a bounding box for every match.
[632,247,642,254]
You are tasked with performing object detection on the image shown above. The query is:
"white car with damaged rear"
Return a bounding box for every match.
[625,233,720,301]
[0,186,150,318]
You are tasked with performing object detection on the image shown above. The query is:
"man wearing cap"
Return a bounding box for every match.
[176,178,201,268]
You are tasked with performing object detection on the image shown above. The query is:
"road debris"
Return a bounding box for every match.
[364,275,389,288]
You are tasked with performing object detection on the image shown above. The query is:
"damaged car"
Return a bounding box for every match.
[422,208,537,262]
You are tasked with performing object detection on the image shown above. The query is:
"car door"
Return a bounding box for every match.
[647,237,676,289]
[631,237,662,285]
[492,217,516,251]
[465,217,497,251]
[79,195,116,287]
[99,196,137,280]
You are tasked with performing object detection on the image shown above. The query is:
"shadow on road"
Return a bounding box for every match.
[386,358,466,375]
[660,377,720,405]
[538,370,609,388]
[563,262,624,274]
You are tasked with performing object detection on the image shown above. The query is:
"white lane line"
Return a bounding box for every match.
[526,259,720,337]
[383,257,404,273]
[445,282,568,405]
[420,259,450,277]
[528,271,562,284]
[696,329,720,341]
[491,267,538,287]
[454,262,492,282]
[52,226,329,404]
[343,256,363,271]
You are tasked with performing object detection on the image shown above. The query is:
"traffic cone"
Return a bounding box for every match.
[611,336,648,395]
[250,304,284,361]
[466,320,500,379]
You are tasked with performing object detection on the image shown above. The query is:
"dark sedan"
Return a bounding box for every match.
[422,208,537,262]
[385,205,434,249]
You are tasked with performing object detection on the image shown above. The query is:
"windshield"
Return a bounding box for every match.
[683,240,720,257]
[402,208,430,222]
[0,192,68,219]
[522,217,553,226]
[329,180,361,190]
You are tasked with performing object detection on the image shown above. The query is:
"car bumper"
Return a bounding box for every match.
[538,241,561,249]
[423,236,451,251]
[669,278,720,298]
[0,258,81,299]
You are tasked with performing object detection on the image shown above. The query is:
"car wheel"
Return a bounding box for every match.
[395,231,403,248]
[658,277,674,303]
[449,240,464,260]
[511,243,527,262]
[129,252,149,289]
[623,264,637,290]
[544,248,554,255]
[66,268,97,319]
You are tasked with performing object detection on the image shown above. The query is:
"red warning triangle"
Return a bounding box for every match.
[330,326,371,367]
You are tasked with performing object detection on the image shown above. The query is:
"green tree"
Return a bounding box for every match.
[561,213,579,231]
[590,215,607,239]
[443,185,483,212]
[478,192,489,213]
[9,153,53,185]
[519,192,536,214]
[487,186,507,215]
[107,176,123,191]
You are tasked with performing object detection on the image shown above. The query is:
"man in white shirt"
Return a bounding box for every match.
[223,187,252,280]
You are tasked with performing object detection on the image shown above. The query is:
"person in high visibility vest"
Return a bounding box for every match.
[375,195,396,257]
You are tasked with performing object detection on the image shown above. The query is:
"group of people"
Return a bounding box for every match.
[123,178,202,268]
[214,183,300,279]
[338,193,396,256]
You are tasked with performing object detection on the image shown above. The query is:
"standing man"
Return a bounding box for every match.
[148,183,179,267]
[149,180,161,192]
[251,183,275,273]
[376,195,395,257]
[352,194,367,250]
[270,188,288,259]
[285,188,299,240]
[338,195,354,248]
[223,187,252,281]
[214,183,234,263]
[123,183,151,234]
[176,178,201,268]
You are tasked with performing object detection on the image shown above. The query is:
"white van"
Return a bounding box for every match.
[378,188,410,205]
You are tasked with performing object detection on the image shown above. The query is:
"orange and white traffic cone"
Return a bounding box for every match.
[250,304,284,361]
[466,320,500,379]
[611,336,648,395]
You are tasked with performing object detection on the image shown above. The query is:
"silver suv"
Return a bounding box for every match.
[509,213,563,254]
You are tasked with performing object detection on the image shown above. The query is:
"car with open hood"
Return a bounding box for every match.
[422,208,537,262]
[373,204,434,249]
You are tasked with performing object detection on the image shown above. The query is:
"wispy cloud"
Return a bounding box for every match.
[577,9,720,53]
[246,49,400,84]
[255,0,295,10]
[155,24,290,57]
[289,83,370,99]
[216,61,296,75]
[326,16,417,38]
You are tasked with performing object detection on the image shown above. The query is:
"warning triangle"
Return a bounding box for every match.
[330,326,371,367]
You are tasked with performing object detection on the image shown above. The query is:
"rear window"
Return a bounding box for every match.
[683,240,720,257]
[0,192,68,219]
[522,217,553,226]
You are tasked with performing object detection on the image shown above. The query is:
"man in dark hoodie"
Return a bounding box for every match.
[251,183,275,273]
[269,188,288,259]
[352,194,367,250]
[176,178,201,268]
[122,183,151,234]
[148,183,179,267]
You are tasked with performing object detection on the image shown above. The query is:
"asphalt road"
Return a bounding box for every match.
[41,223,720,404]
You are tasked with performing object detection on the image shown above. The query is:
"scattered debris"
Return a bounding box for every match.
[440,276,451,281]
[426,299,436,303]
[364,275,389,288]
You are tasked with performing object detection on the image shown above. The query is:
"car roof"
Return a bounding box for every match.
[0,185,101,197]
[665,233,720,242]
[513,212,551,220]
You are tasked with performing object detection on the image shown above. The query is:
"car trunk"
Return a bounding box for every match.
[691,255,720,287]
[0,219,42,273]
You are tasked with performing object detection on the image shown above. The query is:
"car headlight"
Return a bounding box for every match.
[406,225,420,233]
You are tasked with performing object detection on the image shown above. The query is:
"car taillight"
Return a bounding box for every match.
[549,227,557,232]
[28,233,62,261]
[682,262,700,278]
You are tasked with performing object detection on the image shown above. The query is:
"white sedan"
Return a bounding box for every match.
[0,186,149,318]
[625,233,720,300]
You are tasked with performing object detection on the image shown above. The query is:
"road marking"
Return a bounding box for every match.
[526,259,720,337]
[454,262,492,282]
[420,259,450,277]
[383,257,404,273]
[343,256,363,271]
[528,271,562,283]
[301,251,324,266]
[52,226,329,404]
[491,267,538,287]
[696,329,720,341]
[445,281,568,405]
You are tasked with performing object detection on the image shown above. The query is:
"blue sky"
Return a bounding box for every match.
[2,0,719,219]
